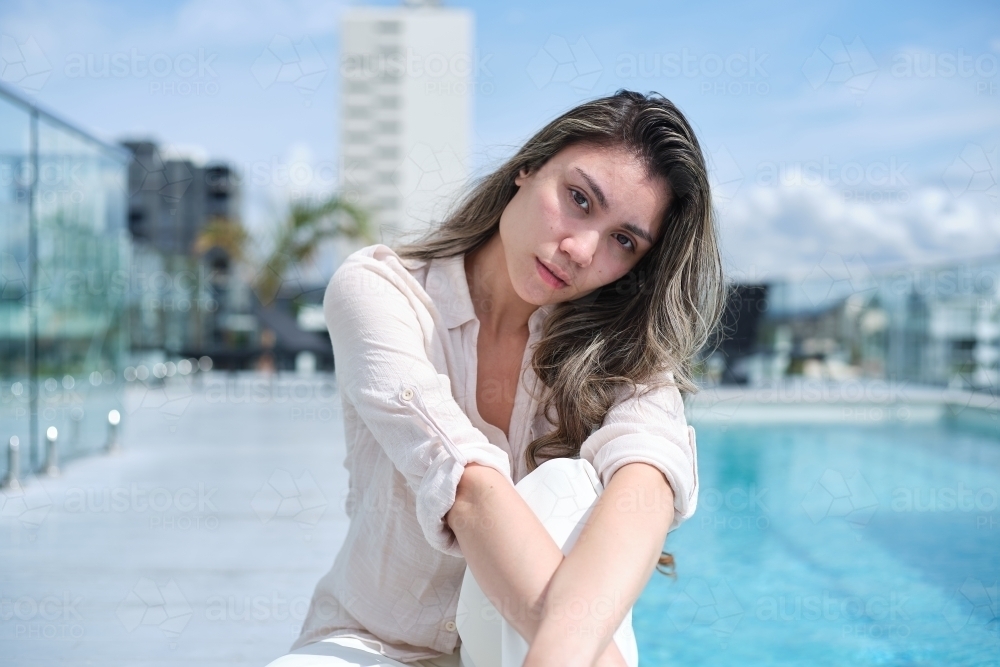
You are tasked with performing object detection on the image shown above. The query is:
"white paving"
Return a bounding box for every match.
[0,372,352,666]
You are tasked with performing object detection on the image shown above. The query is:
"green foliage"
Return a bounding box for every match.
[195,194,377,305]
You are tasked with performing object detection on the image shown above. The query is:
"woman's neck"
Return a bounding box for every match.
[464,233,538,339]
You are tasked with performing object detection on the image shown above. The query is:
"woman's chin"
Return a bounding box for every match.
[518,285,554,308]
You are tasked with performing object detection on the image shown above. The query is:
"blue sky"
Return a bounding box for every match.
[1,0,998,281]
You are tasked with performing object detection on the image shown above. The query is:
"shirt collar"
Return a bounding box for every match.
[424,254,476,330]
[424,253,555,333]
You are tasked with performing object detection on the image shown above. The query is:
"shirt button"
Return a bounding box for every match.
[444,620,456,631]
[401,388,414,401]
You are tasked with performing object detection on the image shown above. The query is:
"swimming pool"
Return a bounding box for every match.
[633,421,1000,666]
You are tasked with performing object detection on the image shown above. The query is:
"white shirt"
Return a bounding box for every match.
[292,243,700,663]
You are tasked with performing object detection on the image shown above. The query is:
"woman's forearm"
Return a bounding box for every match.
[523,462,676,667]
[446,462,559,637]
[446,462,628,666]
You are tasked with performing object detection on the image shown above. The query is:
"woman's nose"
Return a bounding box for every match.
[559,229,599,267]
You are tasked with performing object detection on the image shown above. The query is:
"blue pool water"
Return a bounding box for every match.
[633,421,1000,666]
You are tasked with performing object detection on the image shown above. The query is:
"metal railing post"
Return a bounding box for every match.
[44,426,59,477]
[106,410,121,454]
[1,436,20,490]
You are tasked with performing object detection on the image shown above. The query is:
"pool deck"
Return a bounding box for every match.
[1,372,352,667]
[686,378,998,430]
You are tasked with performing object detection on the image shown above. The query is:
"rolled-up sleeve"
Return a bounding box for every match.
[324,254,513,557]
[578,373,699,532]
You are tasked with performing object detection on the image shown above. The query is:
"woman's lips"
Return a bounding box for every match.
[536,257,567,288]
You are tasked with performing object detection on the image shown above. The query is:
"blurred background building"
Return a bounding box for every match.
[122,141,241,255]
[339,0,473,246]
[123,140,230,361]
[709,256,1000,392]
[118,137,344,373]
[119,138,260,370]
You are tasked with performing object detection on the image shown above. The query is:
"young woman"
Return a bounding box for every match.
[267,89,726,667]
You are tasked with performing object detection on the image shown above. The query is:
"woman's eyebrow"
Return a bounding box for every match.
[574,167,609,211]
[622,222,655,246]
[575,167,655,246]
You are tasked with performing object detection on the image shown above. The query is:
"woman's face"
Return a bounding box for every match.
[498,141,671,306]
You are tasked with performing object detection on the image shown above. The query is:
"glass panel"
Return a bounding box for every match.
[26,115,130,470]
[0,93,31,479]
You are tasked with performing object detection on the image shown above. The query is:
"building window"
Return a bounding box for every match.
[345,131,372,144]
[346,157,371,169]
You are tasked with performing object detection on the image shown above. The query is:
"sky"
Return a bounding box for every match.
[1,0,998,282]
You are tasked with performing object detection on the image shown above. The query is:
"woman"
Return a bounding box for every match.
[268,89,726,666]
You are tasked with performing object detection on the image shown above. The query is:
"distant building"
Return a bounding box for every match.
[120,140,247,363]
[120,140,336,372]
[715,284,769,384]
[121,141,240,255]
[737,256,1000,390]
[339,0,474,247]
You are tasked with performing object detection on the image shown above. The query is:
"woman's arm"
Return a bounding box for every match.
[447,463,630,667]
[448,378,694,666]
[523,461,675,667]
[324,255,517,557]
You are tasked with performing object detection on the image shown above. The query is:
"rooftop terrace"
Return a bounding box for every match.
[1,372,350,666]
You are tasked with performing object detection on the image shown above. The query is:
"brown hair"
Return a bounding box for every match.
[392,89,727,575]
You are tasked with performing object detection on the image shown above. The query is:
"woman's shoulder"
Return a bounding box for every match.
[330,244,433,284]
[339,243,430,272]
[326,243,436,309]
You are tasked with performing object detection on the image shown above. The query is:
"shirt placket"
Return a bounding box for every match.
[514,321,547,482]
[463,318,515,465]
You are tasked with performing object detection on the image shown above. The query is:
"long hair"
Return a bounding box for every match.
[391,90,727,575]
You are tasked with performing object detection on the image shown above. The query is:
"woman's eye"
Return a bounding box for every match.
[571,189,589,212]
[615,233,636,253]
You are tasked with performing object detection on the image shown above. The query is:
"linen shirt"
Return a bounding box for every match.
[292,243,700,663]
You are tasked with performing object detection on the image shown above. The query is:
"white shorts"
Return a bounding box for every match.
[265,457,638,667]
[264,634,466,666]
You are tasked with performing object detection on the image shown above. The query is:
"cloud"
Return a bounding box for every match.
[0,0,345,60]
[718,180,1000,281]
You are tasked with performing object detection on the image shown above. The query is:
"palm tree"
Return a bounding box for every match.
[195,193,377,306]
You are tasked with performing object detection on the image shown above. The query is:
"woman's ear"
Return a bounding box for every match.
[514,166,531,187]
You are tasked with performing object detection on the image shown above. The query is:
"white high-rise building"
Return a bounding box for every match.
[339,1,474,247]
